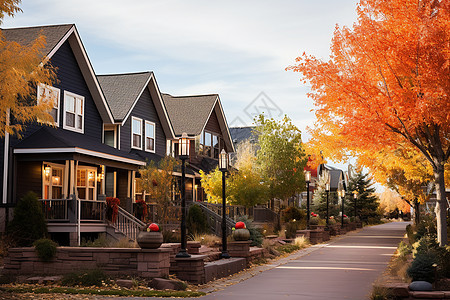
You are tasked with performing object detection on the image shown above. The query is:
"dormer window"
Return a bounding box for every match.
[63,91,84,133]
[37,84,60,126]
[132,117,142,149]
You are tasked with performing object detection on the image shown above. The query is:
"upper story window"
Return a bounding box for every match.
[103,124,117,148]
[63,91,84,133]
[145,121,155,153]
[37,84,60,126]
[132,117,143,149]
[198,130,220,159]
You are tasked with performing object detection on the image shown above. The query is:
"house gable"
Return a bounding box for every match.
[120,86,167,156]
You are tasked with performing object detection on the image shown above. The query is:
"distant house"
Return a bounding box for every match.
[162,94,235,202]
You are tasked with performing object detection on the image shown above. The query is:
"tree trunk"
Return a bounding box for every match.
[433,165,448,246]
[414,200,420,226]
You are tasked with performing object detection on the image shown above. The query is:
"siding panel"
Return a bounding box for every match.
[120,88,167,157]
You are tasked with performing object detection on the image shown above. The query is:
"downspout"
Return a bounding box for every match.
[2,109,10,205]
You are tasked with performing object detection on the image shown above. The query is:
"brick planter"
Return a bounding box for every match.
[322,229,330,241]
[329,225,340,236]
[174,255,207,284]
[3,247,170,279]
[309,229,323,244]
[296,230,311,240]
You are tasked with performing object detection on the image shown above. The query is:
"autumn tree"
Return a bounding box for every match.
[378,189,411,218]
[200,140,269,208]
[288,0,450,245]
[137,156,180,224]
[255,114,307,210]
[0,0,56,137]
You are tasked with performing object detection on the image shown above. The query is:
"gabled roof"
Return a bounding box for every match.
[2,24,73,58]
[161,94,217,136]
[162,93,235,152]
[13,127,146,166]
[1,24,114,124]
[97,71,175,139]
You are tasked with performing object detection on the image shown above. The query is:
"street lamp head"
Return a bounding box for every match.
[353,191,358,199]
[178,132,190,159]
[305,170,311,183]
[325,183,330,192]
[219,149,229,171]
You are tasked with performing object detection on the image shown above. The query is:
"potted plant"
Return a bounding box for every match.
[106,197,120,223]
[309,213,324,230]
[137,223,163,249]
[232,221,250,241]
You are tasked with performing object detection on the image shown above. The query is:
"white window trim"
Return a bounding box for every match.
[63,91,85,134]
[42,162,65,200]
[37,83,60,126]
[76,166,97,201]
[131,116,143,150]
[103,124,117,148]
[144,120,156,153]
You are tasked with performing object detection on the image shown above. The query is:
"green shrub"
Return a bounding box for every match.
[187,205,209,235]
[81,233,109,247]
[163,230,180,243]
[33,238,57,262]
[7,192,47,246]
[407,252,437,283]
[282,207,305,223]
[277,244,300,254]
[61,269,109,286]
[309,216,320,225]
[237,216,263,247]
[285,221,300,239]
[406,224,415,244]
[414,215,437,241]
[397,241,412,259]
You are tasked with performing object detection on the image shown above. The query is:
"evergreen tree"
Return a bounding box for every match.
[312,175,342,219]
[347,171,380,223]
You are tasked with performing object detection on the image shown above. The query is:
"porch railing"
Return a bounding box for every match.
[196,202,235,236]
[40,198,106,222]
[110,206,146,242]
[199,202,249,221]
[80,199,105,222]
[40,199,69,221]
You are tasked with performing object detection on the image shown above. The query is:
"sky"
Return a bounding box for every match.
[2,0,360,170]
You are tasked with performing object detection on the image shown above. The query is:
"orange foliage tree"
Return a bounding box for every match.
[288,0,450,245]
[0,0,56,138]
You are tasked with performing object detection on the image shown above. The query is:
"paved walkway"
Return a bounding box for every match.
[106,222,408,300]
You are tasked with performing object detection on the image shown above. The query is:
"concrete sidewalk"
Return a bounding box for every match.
[106,222,408,300]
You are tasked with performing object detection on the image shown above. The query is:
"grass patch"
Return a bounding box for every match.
[0,286,205,298]
[61,269,109,286]
[277,244,300,254]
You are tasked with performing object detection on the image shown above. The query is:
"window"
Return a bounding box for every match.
[77,167,96,201]
[145,121,155,152]
[63,91,84,133]
[42,163,64,199]
[131,117,142,149]
[205,132,211,157]
[213,134,219,158]
[104,130,115,147]
[37,84,60,125]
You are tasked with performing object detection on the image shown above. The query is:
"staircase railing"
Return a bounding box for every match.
[195,202,235,236]
[110,206,146,241]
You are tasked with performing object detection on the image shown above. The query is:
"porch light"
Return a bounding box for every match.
[219,149,229,171]
[97,173,104,182]
[44,165,51,177]
[178,132,190,159]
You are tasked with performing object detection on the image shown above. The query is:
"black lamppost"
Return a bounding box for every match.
[219,149,230,259]
[305,171,311,229]
[325,181,330,229]
[176,132,191,258]
[339,189,345,226]
[353,191,358,220]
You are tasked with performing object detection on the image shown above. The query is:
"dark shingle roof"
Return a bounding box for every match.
[1,24,73,57]
[97,72,152,121]
[14,127,145,165]
[161,93,217,136]
[229,126,257,144]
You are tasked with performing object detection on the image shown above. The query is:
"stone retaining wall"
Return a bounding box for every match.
[3,247,170,279]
